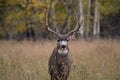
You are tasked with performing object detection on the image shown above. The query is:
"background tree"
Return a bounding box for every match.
[0,0,120,40]
[78,0,84,38]
[93,0,100,39]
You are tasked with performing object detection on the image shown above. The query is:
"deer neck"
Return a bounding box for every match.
[57,47,69,55]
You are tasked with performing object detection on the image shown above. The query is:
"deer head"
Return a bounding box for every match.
[46,10,83,50]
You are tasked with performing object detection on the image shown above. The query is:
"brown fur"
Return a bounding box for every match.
[48,48,73,80]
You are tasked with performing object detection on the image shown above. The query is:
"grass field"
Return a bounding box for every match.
[0,39,120,80]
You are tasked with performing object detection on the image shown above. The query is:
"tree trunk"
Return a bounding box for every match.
[86,0,91,37]
[93,0,100,39]
[79,0,84,38]
[97,10,100,38]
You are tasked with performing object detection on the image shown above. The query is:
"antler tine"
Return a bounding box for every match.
[46,14,61,36]
[65,17,83,36]
[45,10,49,27]
[46,8,61,37]
[47,26,61,36]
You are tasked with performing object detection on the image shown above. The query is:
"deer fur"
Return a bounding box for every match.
[48,47,72,80]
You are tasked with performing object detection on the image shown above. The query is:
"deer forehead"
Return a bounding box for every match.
[58,40,68,45]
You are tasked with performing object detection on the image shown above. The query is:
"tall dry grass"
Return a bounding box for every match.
[0,39,120,80]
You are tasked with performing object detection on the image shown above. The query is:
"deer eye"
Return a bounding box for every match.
[66,38,69,41]
[57,39,60,42]
[66,39,69,41]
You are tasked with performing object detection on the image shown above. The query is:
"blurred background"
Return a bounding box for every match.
[0,0,120,80]
[0,0,120,41]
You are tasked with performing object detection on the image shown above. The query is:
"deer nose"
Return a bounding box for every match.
[61,45,66,48]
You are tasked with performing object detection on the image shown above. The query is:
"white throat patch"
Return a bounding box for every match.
[58,49,68,55]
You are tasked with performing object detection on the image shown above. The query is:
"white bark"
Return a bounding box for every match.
[87,0,91,32]
[97,10,100,38]
[79,0,84,38]
[93,0,100,38]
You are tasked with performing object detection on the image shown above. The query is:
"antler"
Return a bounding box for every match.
[47,26,61,36]
[46,8,61,37]
[46,0,83,37]
[65,17,83,36]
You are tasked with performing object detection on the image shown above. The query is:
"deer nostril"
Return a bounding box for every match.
[61,45,66,48]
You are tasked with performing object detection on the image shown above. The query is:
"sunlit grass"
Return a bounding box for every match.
[0,39,120,80]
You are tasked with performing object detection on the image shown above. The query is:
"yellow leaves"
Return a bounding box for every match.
[5,12,16,25]
[6,11,25,31]
[99,5,107,16]
[34,12,45,22]
[99,0,120,17]
[31,0,38,4]
[16,22,25,31]
[6,0,21,6]
[5,11,22,22]
[22,4,26,8]
[39,13,45,19]
[51,2,57,8]
[100,4,118,17]
[30,0,46,7]
[26,9,32,17]
[56,11,66,24]
[5,11,25,31]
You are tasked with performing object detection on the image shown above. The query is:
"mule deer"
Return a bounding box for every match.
[46,11,83,80]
